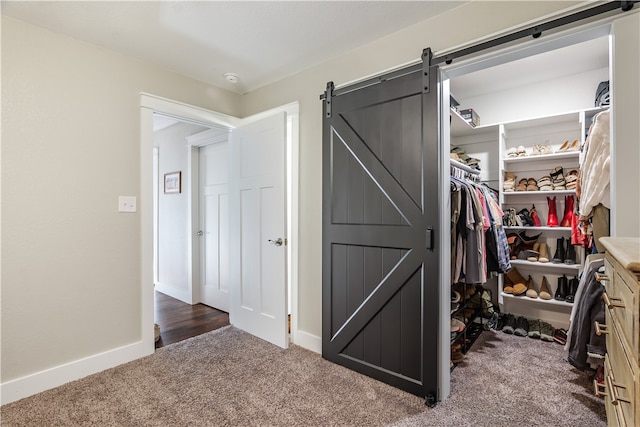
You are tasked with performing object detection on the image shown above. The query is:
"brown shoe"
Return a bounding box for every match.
[503,275,514,294]
[506,267,527,295]
[525,276,538,298]
[539,276,553,300]
[538,242,550,263]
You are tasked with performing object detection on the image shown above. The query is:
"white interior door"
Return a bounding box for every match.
[229,111,288,348]
[199,142,230,312]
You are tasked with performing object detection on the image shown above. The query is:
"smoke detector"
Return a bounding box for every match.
[224,73,239,84]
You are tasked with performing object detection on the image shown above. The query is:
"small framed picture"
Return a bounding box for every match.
[164,171,181,194]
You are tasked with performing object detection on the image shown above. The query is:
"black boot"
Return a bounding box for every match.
[555,275,568,301]
[552,238,565,264]
[565,276,579,303]
[564,238,576,264]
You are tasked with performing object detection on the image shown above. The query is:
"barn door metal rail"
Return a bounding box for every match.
[321,0,637,106]
[428,0,637,71]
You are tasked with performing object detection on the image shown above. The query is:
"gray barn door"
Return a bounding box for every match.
[322,61,441,400]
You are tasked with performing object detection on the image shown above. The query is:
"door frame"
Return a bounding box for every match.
[141,93,300,348]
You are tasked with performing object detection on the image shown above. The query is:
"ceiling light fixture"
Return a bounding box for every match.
[224,73,239,84]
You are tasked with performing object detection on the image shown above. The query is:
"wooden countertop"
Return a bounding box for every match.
[600,237,640,272]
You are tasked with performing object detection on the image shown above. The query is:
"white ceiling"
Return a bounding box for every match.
[2,1,465,94]
[450,36,610,99]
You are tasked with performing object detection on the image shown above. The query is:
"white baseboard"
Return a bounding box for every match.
[1,340,153,405]
[292,330,321,354]
[154,282,192,304]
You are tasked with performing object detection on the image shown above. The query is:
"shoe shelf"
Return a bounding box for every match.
[499,292,574,307]
[497,108,590,328]
[510,259,581,271]
[503,189,576,197]
[503,151,579,164]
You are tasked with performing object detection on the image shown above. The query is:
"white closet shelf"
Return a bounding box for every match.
[503,151,579,164]
[510,259,581,271]
[504,226,572,232]
[503,190,576,196]
[500,292,574,307]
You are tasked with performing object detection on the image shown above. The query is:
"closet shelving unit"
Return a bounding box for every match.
[450,109,498,366]
[449,158,485,367]
[496,107,606,326]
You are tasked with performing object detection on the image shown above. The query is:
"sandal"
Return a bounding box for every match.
[537,176,553,191]
[540,141,553,155]
[530,145,541,156]
[506,147,518,158]
[551,166,566,190]
[565,169,578,190]
[526,178,539,191]
[504,172,517,192]
[517,145,527,157]
[516,178,528,191]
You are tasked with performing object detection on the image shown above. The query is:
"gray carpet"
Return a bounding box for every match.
[1,326,606,426]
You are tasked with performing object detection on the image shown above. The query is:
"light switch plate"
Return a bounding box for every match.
[118,196,137,213]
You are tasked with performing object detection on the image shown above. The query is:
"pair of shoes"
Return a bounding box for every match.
[531,141,553,155]
[553,328,567,345]
[516,178,528,191]
[550,166,566,190]
[527,242,550,263]
[557,139,579,152]
[514,316,529,337]
[515,178,538,192]
[540,321,554,342]
[504,172,517,192]
[528,318,541,339]
[502,313,517,334]
[537,176,553,191]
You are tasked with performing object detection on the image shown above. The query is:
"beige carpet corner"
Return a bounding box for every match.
[1,326,606,426]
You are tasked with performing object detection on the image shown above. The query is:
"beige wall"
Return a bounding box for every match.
[1,16,241,382]
[5,0,632,399]
[240,1,578,338]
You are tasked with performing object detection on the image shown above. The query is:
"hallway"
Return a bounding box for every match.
[154,291,229,349]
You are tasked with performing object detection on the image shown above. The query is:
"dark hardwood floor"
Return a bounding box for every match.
[154,291,229,349]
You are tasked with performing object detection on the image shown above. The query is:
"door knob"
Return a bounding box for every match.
[197,230,204,236]
[268,238,283,246]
